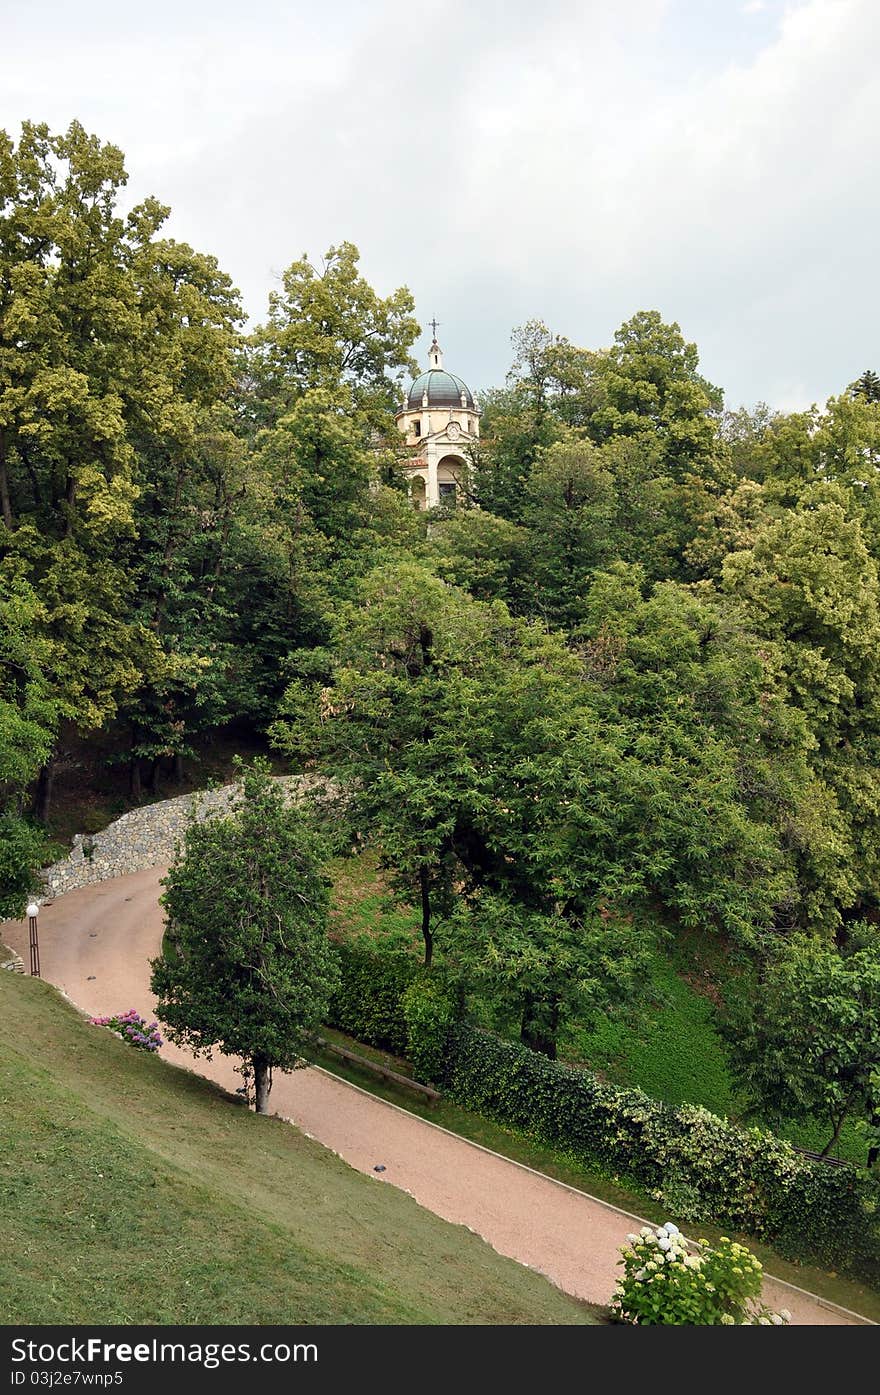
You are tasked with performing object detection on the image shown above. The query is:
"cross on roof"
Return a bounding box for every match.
[429,317,440,340]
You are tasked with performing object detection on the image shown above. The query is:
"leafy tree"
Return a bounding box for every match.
[526,569,836,942]
[117,230,244,792]
[0,574,58,910]
[445,893,647,1058]
[151,761,338,1113]
[473,321,601,521]
[247,241,419,430]
[0,120,245,813]
[521,437,615,626]
[506,318,603,431]
[421,507,529,606]
[722,930,880,1159]
[589,310,723,479]
[852,369,880,403]
[723,483,880,921]
[272,562,512,965]
[0,122,151,814]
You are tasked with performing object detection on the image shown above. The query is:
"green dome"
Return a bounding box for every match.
[407,370,475,410]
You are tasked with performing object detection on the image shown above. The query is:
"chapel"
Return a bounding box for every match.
[395,322,480,509]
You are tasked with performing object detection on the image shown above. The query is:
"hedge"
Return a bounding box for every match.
[326,941,419,1056]
[324,940,880,1283]
[440,1024,880,1285]
[326,940,462,1081]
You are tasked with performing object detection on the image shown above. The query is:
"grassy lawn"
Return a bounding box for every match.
[329,851,422,947]
[0,971,599,1326]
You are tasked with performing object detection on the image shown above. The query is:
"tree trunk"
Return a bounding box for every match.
[0,426,12,528]
[819,1113,847,1158]
[128,726,142,800]
[173,752,184,785]
[64,470,77,537]
[129,757,142,800]
[147,757,161,796]
[32,757,55,824]
[253,1056,272,1115]
[419,865,433,967]
[520,992,559,1060]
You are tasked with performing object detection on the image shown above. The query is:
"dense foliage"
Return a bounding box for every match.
[4,120,880,1263]
[722,929,880,1159]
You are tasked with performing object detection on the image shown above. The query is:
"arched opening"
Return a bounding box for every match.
[410,474,427,511]
[437,454,466,508]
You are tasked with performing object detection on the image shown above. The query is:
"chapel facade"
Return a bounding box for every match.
[395,325,480,509]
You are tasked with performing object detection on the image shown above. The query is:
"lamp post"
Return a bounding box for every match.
[26,902,40,977]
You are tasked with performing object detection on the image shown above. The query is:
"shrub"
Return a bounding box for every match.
[400,974,461,1083]
[90,1009,163,1052]
[326,941,420,1056]
[611,1223,790,1325]
[326,941,462,1077]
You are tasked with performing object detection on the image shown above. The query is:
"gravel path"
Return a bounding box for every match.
[2,867,865,1326]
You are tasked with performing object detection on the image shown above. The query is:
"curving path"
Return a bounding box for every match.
[1,867,865,1326]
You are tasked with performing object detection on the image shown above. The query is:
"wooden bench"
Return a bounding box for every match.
[314,1036,441,1105]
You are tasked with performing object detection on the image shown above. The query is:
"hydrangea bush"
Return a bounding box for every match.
[90,1008,163,1052]
[611,1222,791,1325]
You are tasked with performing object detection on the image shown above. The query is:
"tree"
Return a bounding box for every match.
[116,229,244,793]
[246,241,419,430]
[473,321,602,522]
[852,369,880,403]
[722,931,880,1160]
[445,893,646,1059]
[521,437,615,626]
[272,562,509,966]
[0,573,59,912]
[0,120,244,815]
[722,483,880,922]
[589,310,723,480]
[150,761,338,1113]
[421,508,529,606]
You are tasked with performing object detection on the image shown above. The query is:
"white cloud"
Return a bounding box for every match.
[0,0,877,408]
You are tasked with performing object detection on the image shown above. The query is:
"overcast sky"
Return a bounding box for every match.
[2,0,877,409]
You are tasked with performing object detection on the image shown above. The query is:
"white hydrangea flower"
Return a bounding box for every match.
[779,1309,791,1322]
[720,1314,735,1325]
[663,1222,680,1236]
[657,1235,671,1250]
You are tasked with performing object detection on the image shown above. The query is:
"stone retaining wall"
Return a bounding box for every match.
[40,775,317,903]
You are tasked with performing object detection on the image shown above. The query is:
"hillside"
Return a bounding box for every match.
[0,970,598,1326]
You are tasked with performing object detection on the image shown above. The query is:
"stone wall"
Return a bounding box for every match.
[40,775,316,903]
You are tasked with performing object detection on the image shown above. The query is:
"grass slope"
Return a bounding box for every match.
[0,973,597,1326]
